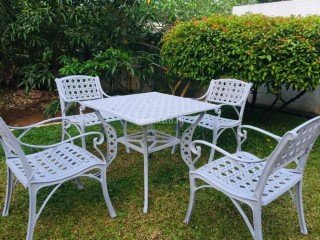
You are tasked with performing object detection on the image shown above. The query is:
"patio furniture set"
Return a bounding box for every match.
[1,75,319,240]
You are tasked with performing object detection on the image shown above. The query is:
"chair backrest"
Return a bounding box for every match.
[55,75,104,102]
[55,75,105,116]
[0,118,33,180]
[206,79,252,106]
[205,79,252,120]
[256,116,320,199]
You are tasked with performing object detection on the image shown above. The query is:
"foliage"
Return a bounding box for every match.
[0,0,156,91]
[0,0,17,30]
[0,0,256,93]
[161,14,320,100]
[142,0,256,27]
[257,0,281,2]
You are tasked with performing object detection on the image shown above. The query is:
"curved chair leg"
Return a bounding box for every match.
[2,167,15,216]
[123,121,130,153]
[100,168,116,218]
[295,181,308,234]
[208,129,218,162]
[171,119,181,154]
[251,204,263,240]
[184,175,197,224]
[26,187,38,240]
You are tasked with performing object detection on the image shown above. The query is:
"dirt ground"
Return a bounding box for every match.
[0,89,57,126]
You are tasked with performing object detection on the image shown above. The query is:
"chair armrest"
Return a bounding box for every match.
[9,117,81,140]
[238,125,282,142]
[9,117,71,130]
[195,93,207,101]
[190,140,264,163]
[18,132,104,150]
[102,91,111,98]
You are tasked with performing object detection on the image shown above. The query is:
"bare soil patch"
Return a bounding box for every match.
[0,89,57,126]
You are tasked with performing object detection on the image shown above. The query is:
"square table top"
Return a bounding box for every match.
[81,92,219,126]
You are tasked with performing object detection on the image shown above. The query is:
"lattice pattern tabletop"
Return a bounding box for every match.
[81,92,219,126]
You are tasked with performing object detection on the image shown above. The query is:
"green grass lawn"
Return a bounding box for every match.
[0,109,319,239]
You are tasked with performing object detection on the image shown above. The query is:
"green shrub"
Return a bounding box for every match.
[0,0,256,93]
[161,14,320,97]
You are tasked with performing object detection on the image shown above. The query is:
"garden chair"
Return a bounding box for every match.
[175,79,252,161]
[55,75,129,151]
[0,117,117,240]
[181,116,320,240]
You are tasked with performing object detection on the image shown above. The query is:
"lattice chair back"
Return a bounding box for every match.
[204,79,252,120]
[206,79,252,106]
[256,116,320,198]
[55,75,104,102]
[0,118,33,181]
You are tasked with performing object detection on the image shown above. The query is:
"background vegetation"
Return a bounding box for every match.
[0,0,256,94]
[161,14,320,109]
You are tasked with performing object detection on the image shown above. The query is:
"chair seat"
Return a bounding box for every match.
[66,112,120,127]
[7,143,105,187]
[179,114,240,130]
[192,151,302,205]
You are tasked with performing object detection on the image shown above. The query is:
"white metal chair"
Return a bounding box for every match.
[175,79,252,161]
[181,116,320,240]
[0,117,118,240]
[55,75,129,151]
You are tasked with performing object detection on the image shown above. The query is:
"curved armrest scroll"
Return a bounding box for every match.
[190,140,264,163]
[238,125,282,142]
[18,132,104,150]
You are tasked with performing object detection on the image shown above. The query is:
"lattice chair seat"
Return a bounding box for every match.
[67,112,120,127]
[179,114,240,130]
[7,143,104,187]
[194,152,302,205]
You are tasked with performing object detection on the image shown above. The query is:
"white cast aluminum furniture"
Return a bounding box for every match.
[176,79,252,161]
[55,75,129,151]
[80,92,220,213]
[0,117,117,240]
[181,116,320,240]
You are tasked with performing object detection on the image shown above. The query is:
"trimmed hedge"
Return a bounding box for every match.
[161,14,320,95]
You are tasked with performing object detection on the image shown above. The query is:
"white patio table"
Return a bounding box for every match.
[80,92,220,213]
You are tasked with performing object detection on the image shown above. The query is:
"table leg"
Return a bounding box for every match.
[142,126,149,213]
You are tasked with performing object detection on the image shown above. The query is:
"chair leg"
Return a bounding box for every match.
[208,129,218,162]
[123,121,130,153]
[252,204,263,240]
[61,121,66,141]
[100,168,116,218]
[171,118,180,154]
[80,124,86,150]
[236,126,242,152]
[201,127,206,141]
[295,181,308,234]
[26,187,38,240]
[75,178,84,190]
[184,175,197,224]
[2,167,15,216]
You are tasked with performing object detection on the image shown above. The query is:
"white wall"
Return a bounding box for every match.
[233,0,320,17]
[232,0,320,114]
